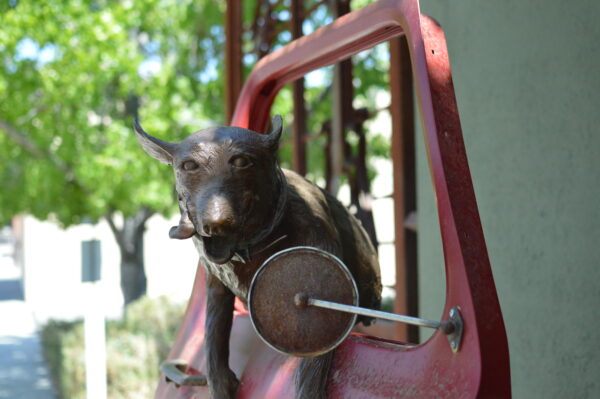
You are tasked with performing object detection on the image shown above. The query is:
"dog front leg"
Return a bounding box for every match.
[205,272,239,399]
[295,351,335,399]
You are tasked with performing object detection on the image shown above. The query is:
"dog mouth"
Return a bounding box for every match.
[201,235,237,264]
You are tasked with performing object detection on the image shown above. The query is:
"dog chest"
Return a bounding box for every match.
[207,261,248,300]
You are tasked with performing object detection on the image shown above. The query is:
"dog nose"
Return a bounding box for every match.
[200,195,235,236]
[202,216,233,237]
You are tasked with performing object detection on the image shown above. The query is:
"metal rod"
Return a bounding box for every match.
[390,33,418,343]
[225,0,242,123]
[308,298,452,332]
[291,0,307,176]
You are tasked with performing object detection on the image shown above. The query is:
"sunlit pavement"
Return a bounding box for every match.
[0,256,57,399]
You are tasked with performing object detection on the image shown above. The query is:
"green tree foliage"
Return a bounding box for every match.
[0,0,228,304]
[0,0,226,225]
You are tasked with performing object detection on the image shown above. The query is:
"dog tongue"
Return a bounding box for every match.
[202,236,235,264]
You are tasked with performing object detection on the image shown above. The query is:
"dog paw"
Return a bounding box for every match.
[209,368,239,399]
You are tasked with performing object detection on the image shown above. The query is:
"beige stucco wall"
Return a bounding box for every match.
[416,0,600,397]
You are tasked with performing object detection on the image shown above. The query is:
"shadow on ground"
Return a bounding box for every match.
[0,277,56,399]
[0,336,55,399]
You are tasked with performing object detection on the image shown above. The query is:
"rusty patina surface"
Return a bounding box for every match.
[249,247,357,357]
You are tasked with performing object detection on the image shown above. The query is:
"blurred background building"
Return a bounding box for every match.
[10,215,198,323]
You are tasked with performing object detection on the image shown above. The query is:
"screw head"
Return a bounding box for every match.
[294,292,309,309]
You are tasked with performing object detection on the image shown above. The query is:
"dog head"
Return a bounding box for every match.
[135,116,285,264]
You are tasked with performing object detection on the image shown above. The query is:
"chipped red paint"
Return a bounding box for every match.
[155,0,510,398]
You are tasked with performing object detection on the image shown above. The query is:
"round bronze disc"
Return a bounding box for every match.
[248,246,358,357]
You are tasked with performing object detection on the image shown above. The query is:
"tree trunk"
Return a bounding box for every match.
[106,208,153,306]
[119,217,147,306]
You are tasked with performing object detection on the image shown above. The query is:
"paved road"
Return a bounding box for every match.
[0,260,57,399]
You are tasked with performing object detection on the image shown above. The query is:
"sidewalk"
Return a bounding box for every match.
[0,259,57,399]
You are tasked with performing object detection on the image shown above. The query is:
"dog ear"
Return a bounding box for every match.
[134,119,177,165]
[263,114,283,152]
[169,212,196,240]
[169,197,196,240]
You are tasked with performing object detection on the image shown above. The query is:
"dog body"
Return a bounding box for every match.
[193,168,381,307]
[135,116,381,399]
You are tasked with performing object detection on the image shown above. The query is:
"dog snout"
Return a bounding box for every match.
[202,215,234,236]
[200,196,235,236]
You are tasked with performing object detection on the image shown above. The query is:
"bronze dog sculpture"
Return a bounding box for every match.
[135,115,381,399]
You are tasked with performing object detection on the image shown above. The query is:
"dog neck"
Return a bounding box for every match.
[235,167,288,263]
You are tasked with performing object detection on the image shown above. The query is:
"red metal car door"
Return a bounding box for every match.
[155,0,511,397]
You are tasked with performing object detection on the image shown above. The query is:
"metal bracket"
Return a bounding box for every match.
[446,307,464,353]
[160,359,207,387]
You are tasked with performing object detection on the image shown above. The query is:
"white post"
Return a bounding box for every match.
[84,282,107,399]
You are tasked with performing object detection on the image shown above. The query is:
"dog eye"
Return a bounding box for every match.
[181,160,199,171]
[230,156,252,168]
